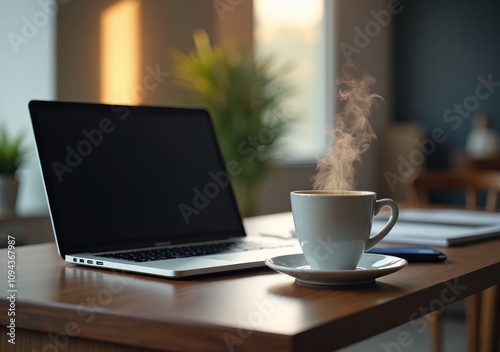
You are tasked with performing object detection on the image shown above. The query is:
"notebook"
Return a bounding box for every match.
[376,208,500,247]
[28,100,300,278]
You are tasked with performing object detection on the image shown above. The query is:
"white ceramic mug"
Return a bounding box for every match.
[290,190,399,270]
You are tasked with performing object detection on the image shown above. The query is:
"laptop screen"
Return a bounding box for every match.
[29,101,246,255]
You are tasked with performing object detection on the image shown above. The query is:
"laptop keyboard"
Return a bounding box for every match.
[95,241,291,263]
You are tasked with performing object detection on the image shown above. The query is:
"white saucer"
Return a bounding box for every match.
[265,253,408,286]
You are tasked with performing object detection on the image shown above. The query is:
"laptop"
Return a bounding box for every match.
[28,100,300,278]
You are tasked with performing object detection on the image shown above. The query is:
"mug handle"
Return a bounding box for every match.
[365,198,399,250]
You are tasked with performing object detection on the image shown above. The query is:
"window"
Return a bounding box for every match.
[254,0,333,162]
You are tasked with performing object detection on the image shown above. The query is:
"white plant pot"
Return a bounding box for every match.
[0,174,19,218]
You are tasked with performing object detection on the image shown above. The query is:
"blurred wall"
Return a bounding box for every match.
[0,0,56,215]
[57,0,217,103]
[56,0,317,215]
[56,0,397,215]
[394,0,500,169]
[7,0,499,215]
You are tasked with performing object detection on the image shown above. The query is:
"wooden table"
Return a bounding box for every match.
[1,213,500,352]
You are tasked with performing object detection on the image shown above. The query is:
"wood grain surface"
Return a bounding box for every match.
[0,214,499,351]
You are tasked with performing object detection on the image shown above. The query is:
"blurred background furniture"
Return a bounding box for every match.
[453,152,500,172]
[407,170,500,352]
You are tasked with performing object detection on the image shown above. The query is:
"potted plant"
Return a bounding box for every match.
[0,126,26,217]
[171,30,291,216]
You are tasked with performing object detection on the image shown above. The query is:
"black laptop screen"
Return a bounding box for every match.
[29,101,245,255]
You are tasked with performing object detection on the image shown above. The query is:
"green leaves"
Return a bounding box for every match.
[171,30,292,215]
[0,127,26,174]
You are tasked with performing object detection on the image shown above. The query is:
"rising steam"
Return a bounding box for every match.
[312,63,382,190]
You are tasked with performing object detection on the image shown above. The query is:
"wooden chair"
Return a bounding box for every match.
[408,170,500,352]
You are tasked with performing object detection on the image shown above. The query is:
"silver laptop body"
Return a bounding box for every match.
[29,100,300,278]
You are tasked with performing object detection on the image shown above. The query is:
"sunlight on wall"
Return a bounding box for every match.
[100,0,141,104]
